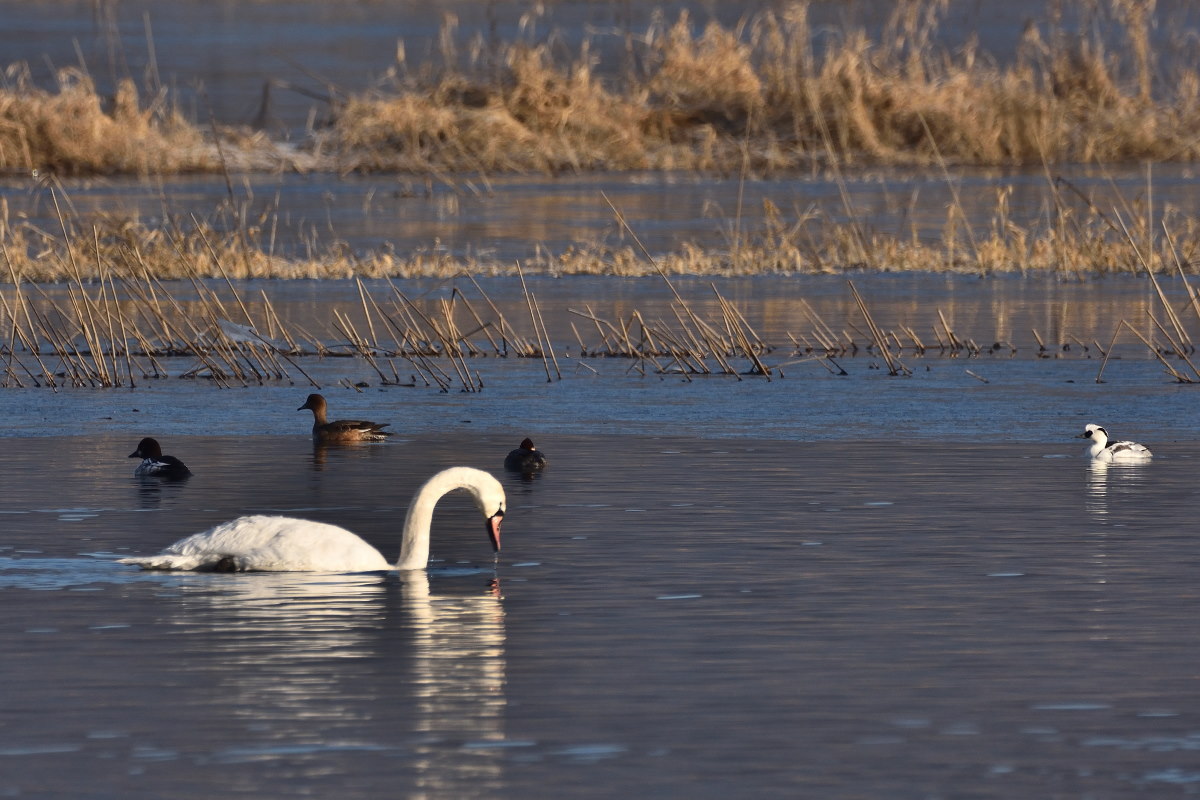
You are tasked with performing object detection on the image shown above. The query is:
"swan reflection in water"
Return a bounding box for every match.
[167,570,507,791]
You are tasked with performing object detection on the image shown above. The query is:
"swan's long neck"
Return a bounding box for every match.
[395,467,495,570]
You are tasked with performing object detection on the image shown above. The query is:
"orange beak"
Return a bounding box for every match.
[487,512,503,552]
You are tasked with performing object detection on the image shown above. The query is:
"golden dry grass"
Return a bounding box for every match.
[0,66,311,175]
[2,178,1197,282]
[3,1,1200,176]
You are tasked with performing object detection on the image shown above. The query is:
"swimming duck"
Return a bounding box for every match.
[128,437,193,479]
[1078,423,1152,462]
[504,437,547,472]
[298,393,392,442]
[119,467,504,572]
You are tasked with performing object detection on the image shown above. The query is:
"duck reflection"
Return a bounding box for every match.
[1084,459,1151,520]
[168,571,507,791]
[308,439,391,470]
[1085,460,1110,520]
[134,475,192,509]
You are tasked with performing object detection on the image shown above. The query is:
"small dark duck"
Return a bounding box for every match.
[504,437,547,473]
[129,437,192,479]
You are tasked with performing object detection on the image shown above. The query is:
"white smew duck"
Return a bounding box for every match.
[1078,423,1152,462]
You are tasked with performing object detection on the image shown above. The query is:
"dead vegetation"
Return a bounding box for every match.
[3,1,1200,176]
[4,189,1195,390]
[2,162,1199,283]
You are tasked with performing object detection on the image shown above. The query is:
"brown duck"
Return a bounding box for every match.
[298,394,393,442]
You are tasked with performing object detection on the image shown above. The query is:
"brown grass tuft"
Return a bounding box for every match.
[6,1,1200,176]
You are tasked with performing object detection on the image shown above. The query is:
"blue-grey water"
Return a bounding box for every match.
[4,1,1200,796]
[3,430,1200,798]
[2,274,1200,798]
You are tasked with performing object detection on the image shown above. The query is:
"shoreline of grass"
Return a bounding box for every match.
[3,1,1200,178]
[3,165,1197,282]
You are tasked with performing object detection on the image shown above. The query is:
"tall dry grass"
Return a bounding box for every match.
[0,65,311,175]
[272,0,1200,172]
[2,174,1198,282]
[3,1,1200,176]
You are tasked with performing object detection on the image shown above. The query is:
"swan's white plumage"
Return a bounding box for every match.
[119,466,505,573]
[127,515,392,572]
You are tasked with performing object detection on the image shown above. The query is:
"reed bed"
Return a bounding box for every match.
[4,1,1200,176]
[1,178,1197,389]
[2,243,1189,391]
[3,169,1199,283]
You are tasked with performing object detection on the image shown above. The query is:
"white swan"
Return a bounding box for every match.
[118,467,505,572]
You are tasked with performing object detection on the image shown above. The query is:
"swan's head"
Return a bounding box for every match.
[456,467,506,552]
[297,393,326,413]
[474,478,506,553]
[1077,423,1109,445]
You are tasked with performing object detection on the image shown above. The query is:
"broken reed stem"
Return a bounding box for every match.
[1147,313,1200,379]
[712,285,770,378]
[515,260,554,383]
[848,280,906,375]
[531,289,561,379]
[355,277,381,348]
[1119,319,1193,382]
[452,288,503,354]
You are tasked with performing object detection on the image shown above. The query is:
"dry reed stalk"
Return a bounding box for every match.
[461,274,531,354]
[1145,313,1200,378]
[516,262,551,382]
[341,317,393,385]
[365,289,454,390]
[355,278,382,348]
[258,290,299,351]
[631,309,671,358]
[569,321,587,354]
[1095,321,1127,383]
[1119,319,1195,382]
[531,291,560,379]
[1116,215,1194,352]
[0,289,52,388]
[901,325,927,354]
[848,280,908,376]
[451,288,503,354]
[568,306,620,355]
[582,303,615,355]
[667,306,720,375]
[917,112,981,266]
[601,191,725,363]
[937,309,964,353]
[712,286,771,378]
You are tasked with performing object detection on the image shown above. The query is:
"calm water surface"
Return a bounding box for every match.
[3,433,1200,798]
[4,2,1200,794]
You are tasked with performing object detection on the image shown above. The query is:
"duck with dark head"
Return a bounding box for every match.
[129,437,192,480]
[298,394,393,443]
[504,437,547,473]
